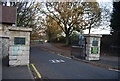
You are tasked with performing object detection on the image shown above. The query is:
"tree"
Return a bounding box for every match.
[82,2,101,34]
[110,2,120,31]
[16,2,44,40]
[41,17,62,42]
[40,2,101,45]
[110,2,120,46]
[70,31,80,45]
[16,1,38,28]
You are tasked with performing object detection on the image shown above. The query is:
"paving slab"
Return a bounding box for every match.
[2,58,34,80]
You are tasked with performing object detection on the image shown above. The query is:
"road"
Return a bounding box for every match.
[30,45,119,79]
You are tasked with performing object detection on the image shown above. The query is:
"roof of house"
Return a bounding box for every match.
[0,6,16,24]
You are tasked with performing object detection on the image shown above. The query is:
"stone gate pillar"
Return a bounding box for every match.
[8,27,32,66]
[84,34,102,60]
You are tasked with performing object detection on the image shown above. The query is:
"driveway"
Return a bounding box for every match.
[30,45,119,79]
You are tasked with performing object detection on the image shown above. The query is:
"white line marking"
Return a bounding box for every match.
[56,60,60,63]
[49,59,65,63]
[57,54,71,59]
[57,54,63,57]
[65,56,71,59]
[51,60,56,63]
[60,60,65,63]
[49,60,55,63]
[108,68,120,72]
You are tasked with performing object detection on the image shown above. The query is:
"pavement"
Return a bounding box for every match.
[0,58,2,81]
[2,57,34,81]
[31,42,120,70]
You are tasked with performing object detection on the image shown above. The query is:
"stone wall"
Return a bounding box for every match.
[1,38,9,58]
[0,24,32,66]
[84,34,102,60]
[0,24,10,58]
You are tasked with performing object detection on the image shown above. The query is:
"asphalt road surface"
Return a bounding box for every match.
[30,45,119,79]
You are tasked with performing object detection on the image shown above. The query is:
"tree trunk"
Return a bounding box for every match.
[89,27,91,34]
[65,35,70,46]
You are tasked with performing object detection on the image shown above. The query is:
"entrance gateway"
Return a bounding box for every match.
[71,34,102,61]
[9,27,32,66]
[84,34,102,60]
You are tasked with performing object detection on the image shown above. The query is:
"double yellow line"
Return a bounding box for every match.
[31,64,42,79]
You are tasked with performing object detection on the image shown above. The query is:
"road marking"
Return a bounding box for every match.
[49,60,56,63]
[31,64,42,79]
[49,59,65,63]
[65,56,71,59]
[60,60,65,63]
[56,60,60,63]
[57,54,71,59]
[108,68,120,72]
